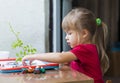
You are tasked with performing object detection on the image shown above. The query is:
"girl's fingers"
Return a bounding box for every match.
[29,61,32,65]
[22,58,28,66]
[22,61,26,66]
[22,55,33,66]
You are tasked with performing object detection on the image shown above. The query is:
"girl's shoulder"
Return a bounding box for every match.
[71,44,97,53]
[74,44,96,49]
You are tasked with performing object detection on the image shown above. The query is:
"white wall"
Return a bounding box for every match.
[0,0,49,57]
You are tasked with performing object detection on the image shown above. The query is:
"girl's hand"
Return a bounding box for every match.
[22,55,34,66]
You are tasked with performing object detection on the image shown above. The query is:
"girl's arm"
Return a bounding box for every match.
[22,52,77,65]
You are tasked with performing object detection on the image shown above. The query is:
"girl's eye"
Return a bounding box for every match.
[68,32,72,35]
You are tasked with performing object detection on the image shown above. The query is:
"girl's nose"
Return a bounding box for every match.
[65,35,68,40]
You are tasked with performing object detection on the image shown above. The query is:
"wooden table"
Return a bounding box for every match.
[0,66,94,83]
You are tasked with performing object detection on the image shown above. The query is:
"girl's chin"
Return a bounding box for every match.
[70,45,73,48]
[70,45,77,48]
[68,44,74,48]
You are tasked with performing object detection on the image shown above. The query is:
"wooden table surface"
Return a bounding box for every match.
[0,66,94,83]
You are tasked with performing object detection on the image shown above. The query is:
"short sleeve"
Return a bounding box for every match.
[70,45,95,63]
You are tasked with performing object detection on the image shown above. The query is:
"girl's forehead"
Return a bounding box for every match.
[65,29,72,32]
[65,29,77,33]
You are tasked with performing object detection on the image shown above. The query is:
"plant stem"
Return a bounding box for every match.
[9,23,19,40]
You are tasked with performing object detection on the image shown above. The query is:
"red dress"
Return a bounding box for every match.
[70,44,104,83]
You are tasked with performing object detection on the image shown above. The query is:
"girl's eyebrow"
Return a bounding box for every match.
[66,31,70,33]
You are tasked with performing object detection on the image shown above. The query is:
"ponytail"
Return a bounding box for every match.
[93,22,109,74]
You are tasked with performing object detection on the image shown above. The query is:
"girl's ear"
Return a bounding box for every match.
[82,29,89,38]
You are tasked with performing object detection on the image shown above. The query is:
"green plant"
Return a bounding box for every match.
[9,23,37,62]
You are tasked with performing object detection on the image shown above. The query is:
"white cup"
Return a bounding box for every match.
[0,51,9,59]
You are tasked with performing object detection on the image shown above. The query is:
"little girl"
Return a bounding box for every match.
[22,8,109,83]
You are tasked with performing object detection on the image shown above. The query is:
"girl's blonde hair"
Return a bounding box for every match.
[62,8,109,74]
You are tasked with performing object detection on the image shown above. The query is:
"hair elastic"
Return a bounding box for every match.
[96,18,102,26]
